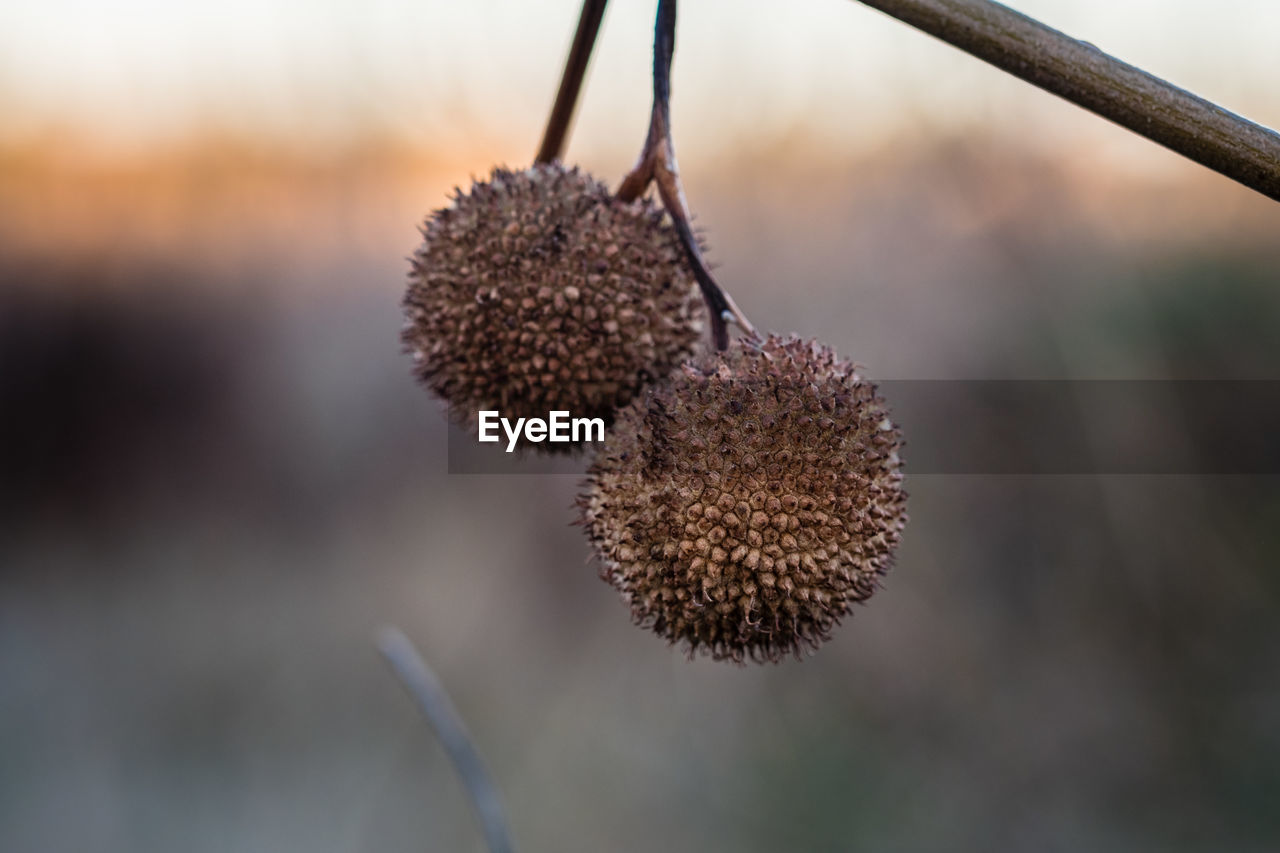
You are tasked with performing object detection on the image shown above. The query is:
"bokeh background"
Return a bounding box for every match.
[3,1,1280,850]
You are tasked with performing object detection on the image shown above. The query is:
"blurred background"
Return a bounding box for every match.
[3,1,1280,850]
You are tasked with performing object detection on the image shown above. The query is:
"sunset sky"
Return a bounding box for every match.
[3,0,1277,167]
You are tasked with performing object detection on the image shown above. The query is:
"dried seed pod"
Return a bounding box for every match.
[403,163,703,450]
[579,335,907,663]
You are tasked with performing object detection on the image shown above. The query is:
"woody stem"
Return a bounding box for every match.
[849,0,1280,201]
[617,0,755,351]
[535,0,610,165]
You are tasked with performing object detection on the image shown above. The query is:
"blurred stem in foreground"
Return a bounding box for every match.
[377,627,514,853]
[536,0,610,164]
[849,0,1280,202]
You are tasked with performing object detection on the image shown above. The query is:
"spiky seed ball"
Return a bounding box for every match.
[579,335,907,663]
[403,163,703,449]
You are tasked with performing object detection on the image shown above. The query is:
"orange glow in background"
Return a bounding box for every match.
[5,8,1280,853]
[3,0,1279,276]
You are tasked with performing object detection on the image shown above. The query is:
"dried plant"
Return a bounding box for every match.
[385,1,1280,849]
[580,336,907,663]
[403,163,703,447]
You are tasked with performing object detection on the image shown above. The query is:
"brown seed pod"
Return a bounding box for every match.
[403,162,703,450]
[579,335,907,663]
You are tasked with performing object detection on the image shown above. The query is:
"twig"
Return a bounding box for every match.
[536,0,611,164]
[849,0,1280,202]
[376,627,514,853]
[618,0,756,351]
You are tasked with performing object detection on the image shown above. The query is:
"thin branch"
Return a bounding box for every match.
[536,0,610,165]
[377,627,514,853]
[618,0,756,350]
[849,0,1280,202]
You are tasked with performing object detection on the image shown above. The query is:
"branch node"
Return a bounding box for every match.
[618,0,756,350]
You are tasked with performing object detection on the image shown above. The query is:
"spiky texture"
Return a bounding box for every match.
[403,163,703,450]
[579,335,907,663]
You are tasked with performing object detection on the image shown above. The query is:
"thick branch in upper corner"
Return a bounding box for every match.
[850,0,1280,202]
